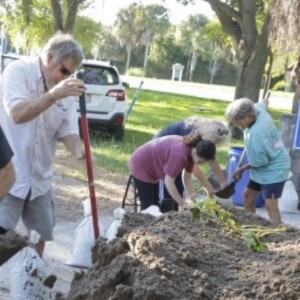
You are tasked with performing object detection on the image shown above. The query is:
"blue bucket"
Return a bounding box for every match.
[226,147,265,207]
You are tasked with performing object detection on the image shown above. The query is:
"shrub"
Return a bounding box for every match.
[126,68,145,77]
[272,80,287,91]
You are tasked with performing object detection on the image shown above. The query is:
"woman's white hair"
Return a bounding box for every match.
[184,116,230,146]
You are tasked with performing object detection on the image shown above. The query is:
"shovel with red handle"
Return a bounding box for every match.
[77,72,100,239]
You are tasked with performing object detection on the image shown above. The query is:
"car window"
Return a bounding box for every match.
[81,66,119,85]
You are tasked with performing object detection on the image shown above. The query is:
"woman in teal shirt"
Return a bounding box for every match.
[225,98,291,223]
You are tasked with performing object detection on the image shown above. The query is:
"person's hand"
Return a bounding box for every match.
[178,199,187,211]
[77,149,96,162]
[185,197,195,207]
[178,203,186,211]
[233,167,244,182]
[220,181,227,190]
[48,77,85,101]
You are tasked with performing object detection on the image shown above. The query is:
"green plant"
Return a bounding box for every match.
[190,199,286,252]
[272,80,287,91]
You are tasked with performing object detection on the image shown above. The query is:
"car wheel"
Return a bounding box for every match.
[113,126,125,141]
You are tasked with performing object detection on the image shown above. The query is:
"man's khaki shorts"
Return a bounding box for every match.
[0,189,55,240]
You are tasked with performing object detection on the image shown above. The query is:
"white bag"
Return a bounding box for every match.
[106,208,126,242]
[66,199,108,268]
[141,205,163,217]
[279,177,299,214]
[9,231,55,300]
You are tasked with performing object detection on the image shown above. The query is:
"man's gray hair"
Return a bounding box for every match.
[225,98,257,122]
[41,31,84,66]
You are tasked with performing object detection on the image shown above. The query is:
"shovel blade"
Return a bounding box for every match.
[215,181,236,199]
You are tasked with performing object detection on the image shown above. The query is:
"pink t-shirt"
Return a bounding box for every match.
[128,135,194,183]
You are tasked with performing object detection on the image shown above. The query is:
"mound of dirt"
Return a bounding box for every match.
[64,206,300,300]
[0,230,28,266]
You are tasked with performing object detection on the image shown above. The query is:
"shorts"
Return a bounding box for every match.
[247,179,286,199]
[0,189,55,240]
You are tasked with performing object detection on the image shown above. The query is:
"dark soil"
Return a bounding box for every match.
[63,206,300,300]
[0,230,28,266]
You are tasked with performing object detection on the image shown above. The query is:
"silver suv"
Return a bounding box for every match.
[77,59,127,141]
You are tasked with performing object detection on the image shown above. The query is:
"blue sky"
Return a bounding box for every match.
[82,0,215,25]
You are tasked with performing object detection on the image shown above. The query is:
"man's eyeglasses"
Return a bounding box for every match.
[60,62,73,76]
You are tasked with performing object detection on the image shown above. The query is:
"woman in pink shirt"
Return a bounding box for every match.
[128,133,216,211]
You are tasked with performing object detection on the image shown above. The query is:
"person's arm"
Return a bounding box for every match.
[58,134,84,160]
[10,77,84,124]
[0,127,15,198]
[233,163,251,181]
[182,169,196,202]
[0,161,15,199]
[164,175,185,207]
[208,159,227,189]
[10,92,57,123]
[192,165,215,197]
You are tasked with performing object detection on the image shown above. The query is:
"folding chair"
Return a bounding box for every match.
[121,175,140,212]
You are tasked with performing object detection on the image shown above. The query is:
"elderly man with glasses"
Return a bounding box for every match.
[0,32,85,256]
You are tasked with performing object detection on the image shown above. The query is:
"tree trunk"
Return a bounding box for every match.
[125,46,131,73]
[50,0,84,33]
[204,0,270,102]
[189,53,197,82]
[143,40,150,74]
[234,26,270,101]
[292,87,300,114]
[209,59,219,84]
[185,55,192,81]
[64,0,81,33]
[263,49,273,99]
[50,0,64,31]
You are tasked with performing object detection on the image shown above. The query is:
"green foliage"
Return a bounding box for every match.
[114,3,144,49]
[190,199,286,252]
[139,4,170,45]
[272,80,287,91]
[176,14,209,57]
[72,16,102,57]
[92,26,126,66]
[203,20,232,53]
[1,0,102,55]
[147,27,185,78]
[2,0,53,52]
[126,67,145,77]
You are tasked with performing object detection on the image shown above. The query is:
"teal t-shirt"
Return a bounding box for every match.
[244,102,290,184]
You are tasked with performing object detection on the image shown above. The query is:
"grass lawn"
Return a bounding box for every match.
[69,88,289,177]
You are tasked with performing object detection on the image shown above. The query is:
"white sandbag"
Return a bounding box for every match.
[141,205,163,217]
[66,199,108,268]
[9,231,55,300]
[279,178,299,214]
[106,208,126,242]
